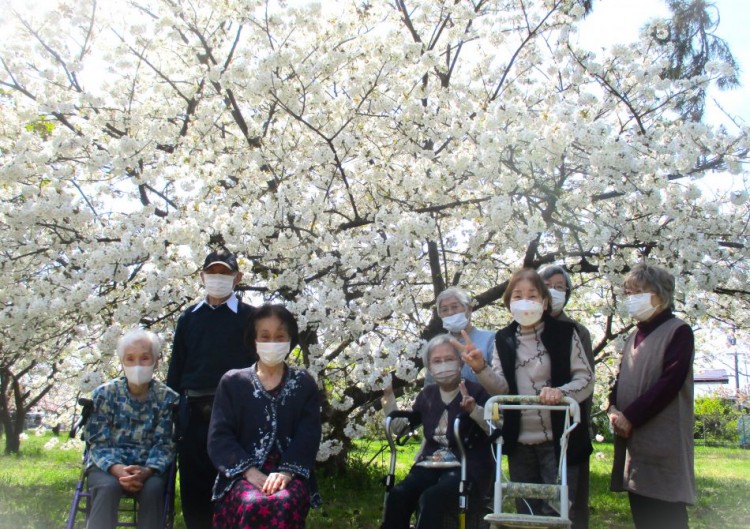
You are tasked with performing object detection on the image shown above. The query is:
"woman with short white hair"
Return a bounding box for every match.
[382,334,493,529]
[432,287,495,384]
[85,328,179,529]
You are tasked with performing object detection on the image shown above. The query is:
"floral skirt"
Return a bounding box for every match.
[212,455,310,529]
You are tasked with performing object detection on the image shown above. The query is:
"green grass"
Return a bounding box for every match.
[0,435,85,529]
[587,443,750,529]
[307,437,423,529]
[1,433,749,529]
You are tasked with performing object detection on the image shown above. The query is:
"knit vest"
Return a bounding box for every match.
[611,317,695,503]
[416,381,494,487]
[494,315,592,464]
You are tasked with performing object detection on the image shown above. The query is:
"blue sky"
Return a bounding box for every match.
[578,0,749,126]
[578,0,749,197]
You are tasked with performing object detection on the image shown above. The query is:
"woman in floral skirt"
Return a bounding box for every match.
[208,304,321,528]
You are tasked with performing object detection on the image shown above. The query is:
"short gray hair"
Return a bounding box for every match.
[116,328,162,360]
[624,263,675,310]
[436,287,472,311]
[422,333,462,367]
[538,264,573,302]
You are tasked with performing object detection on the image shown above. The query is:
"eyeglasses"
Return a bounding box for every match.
[430,357,459,365]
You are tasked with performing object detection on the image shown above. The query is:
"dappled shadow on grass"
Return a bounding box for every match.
[0,484,73,529]
[0,438,95,529]
[308,453,387,529]
[582,447,632,529]
[2,436,748,529]
[691,474,750,529]
[588,442,750,529]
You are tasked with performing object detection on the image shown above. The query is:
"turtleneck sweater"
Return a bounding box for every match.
[476,321,593,444]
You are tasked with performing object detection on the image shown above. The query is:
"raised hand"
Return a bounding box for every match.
[453,330,485,373]
[458,380,476,413]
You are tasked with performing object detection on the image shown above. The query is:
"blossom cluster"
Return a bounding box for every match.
[0,0,747,456]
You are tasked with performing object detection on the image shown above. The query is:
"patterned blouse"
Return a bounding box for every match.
[514,323,591,444]
[85,377,179,474]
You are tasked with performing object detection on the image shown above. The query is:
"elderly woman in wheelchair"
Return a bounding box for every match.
[381,334,493,529]
[84,328,179,529]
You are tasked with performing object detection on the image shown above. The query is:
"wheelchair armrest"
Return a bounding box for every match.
[385,411,422,446]
[387,410,421,426]
[170,401,180,442]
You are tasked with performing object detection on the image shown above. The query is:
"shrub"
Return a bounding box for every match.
[694,396,741,445]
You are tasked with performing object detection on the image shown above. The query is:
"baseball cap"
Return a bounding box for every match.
[202,248,239,272]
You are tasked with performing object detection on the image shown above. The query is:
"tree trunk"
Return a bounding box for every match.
[0,399,20,454]
[0,369,16,453]
[4,425,20,454]
[319,409,352,474]
[0,363,56,454]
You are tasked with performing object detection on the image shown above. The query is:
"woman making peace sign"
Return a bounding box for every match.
[381,334,493,529]
[460,268,594,525]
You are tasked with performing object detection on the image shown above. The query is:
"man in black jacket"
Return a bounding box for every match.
[167,248,255,529]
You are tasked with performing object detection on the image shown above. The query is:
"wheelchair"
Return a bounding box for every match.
[381,410,491,529]
[481,395,581,529]
[64,397,178,529]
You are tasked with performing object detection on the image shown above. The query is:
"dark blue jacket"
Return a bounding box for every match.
[167,298,255,393]
[207,364,322,500]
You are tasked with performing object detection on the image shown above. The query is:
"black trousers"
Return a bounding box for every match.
[383,466,478,529]
[178,414,215,529]
[570,457,590,529]
[628,492,689,529]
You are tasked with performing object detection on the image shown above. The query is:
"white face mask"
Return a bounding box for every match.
[204,274,235,299]
[431,360,461,384]
[123,364,154,386]
[510,299,544,327]
[256,342,290,366]
[441,312,469,333]
[626,293,657,322]
[549,289,566,315]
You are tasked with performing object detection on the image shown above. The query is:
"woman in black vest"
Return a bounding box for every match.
[461,268,594,519]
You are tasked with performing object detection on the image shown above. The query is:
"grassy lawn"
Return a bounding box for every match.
[1,432,749,528]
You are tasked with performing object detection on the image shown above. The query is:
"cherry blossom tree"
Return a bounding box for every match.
[1,0,747,459]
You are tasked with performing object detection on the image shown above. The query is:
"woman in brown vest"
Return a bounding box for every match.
[608,264,695,529]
